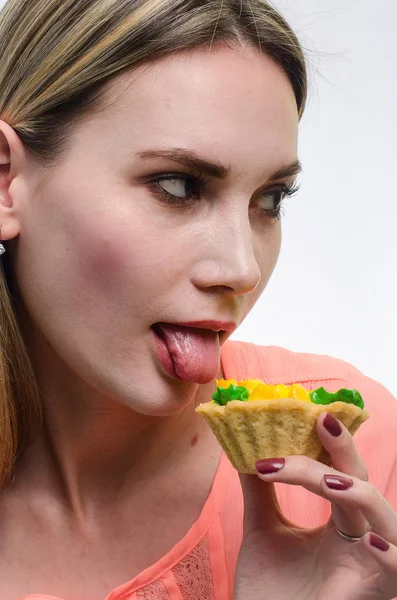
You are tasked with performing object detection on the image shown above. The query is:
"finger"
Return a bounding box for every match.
[238,473,284,536]
[256,455,397,542]
[256,455,367,536]
[363,531,397,599]
[319,473,397,544]
[316,412,369,537]
[316,412,368,481]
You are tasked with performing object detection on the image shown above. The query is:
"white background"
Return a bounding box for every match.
[230,0,397,398]
[0,0,395,395]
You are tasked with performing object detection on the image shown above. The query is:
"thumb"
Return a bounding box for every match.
[238,472,283,536]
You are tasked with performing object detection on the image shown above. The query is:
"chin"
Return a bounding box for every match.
[114,376,200,418]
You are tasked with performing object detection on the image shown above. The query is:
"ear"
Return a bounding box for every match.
[0,119,30,242]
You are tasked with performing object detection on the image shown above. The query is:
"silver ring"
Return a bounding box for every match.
[336,527,364,542]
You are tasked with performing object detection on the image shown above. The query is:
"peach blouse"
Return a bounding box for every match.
[22,340,397,600]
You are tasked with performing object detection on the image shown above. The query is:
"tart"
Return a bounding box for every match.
[195,379,369,473]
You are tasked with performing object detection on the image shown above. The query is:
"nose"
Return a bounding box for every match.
[191,209,262,296]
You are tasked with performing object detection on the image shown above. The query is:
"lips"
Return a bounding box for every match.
[169,320,237,334]
[153,319,237,344]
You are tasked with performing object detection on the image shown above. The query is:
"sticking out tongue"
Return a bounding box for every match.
[155,323,221,384]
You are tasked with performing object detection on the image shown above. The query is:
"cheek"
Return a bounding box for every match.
[77,236,147,313]
[82,237,131,289]
[272,225,282,268]
[254,224,282,293]
[75,226,169,308]
[259,223,282,271]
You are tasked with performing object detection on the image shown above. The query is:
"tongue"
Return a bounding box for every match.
[156,323,221,384]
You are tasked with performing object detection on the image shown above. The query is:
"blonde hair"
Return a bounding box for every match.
[0,0,307,488]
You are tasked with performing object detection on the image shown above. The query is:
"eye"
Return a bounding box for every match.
[258,189,285,212]
[255,183,300,220]
[147,173,208,204]
[156,175,201,199]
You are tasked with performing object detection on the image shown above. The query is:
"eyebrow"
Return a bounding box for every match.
[137,148,302,182]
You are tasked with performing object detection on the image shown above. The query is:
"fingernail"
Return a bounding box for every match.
[324,474,353,490]
[323,413,342,437]
[256,458,285,474]
[370,533,390,552]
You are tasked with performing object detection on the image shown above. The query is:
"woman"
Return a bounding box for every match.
[0,0,395,598]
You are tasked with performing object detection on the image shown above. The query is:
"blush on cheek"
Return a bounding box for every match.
[80,236,130,289]
[74,225,160,310]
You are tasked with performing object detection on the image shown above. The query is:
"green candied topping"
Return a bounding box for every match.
[212,384,249,406]
[310,387,364,410]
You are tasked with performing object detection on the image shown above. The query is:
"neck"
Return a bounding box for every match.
[10,369,222,524]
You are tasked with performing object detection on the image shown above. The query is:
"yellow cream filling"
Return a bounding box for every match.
[215,379,311,402]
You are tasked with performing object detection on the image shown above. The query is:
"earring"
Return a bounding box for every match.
[0,227,6,256]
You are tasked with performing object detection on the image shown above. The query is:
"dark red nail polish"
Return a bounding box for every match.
[324,474,353,490]
[370,533,390,552]
[323,413,342,437]
[256,458,285,474]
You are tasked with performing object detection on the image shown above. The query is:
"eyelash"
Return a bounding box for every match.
[146,171,300,221]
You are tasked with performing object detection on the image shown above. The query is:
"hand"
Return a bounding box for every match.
[233,412,397,600]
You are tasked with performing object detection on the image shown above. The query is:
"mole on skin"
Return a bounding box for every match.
[190,434,199,447]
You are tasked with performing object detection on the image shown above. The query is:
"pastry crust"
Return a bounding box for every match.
[196,398,369,474]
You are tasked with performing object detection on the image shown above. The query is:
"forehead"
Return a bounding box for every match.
[81,44,299,174]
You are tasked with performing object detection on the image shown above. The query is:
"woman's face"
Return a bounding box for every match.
[11,44,299,416]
